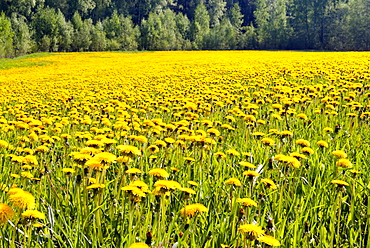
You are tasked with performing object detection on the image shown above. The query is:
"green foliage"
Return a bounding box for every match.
[239,24,258,49]
[10,13,33,56]
[103,12,139,51]
[0,0,44,19]
[254,0,292,49]
[345,0,370,50]
[204,18,237,50]
[90,21,106,51]
[191,3,210,49]
[228,3,244,31]
[71,12,93,51]
[32,7,59,52]
[0,12,14,58]
[207,0,226,27]
[77,0,96,17]
[140,9,184,50]
[56,9,73,52]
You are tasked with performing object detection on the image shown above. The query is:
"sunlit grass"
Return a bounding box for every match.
[0,53,54,70]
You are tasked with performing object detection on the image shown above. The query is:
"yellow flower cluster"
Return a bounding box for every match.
[0,51,367,247]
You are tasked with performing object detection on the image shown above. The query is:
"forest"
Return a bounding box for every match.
[0,0,369,57]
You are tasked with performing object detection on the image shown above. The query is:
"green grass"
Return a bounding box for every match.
[0,53,54,70]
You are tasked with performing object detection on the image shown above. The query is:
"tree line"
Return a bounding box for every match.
[1,0,369,57]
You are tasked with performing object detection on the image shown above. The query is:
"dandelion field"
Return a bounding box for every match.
[0,51,369,248]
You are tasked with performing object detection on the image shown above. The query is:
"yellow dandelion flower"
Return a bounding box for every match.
[86,183,105,190]
[272,104,283,109]
[238,224,264,240]
[243,170,260,179]
[224,177,242,187]
[121,185,146,197]
[62,168,75,174]
[23,148,34,154]
[85,158,106,170]
[317,140,329,148]
[117,156,132,163]
[261,137,275,146]
[0,140,9,148]
[221,124,235,130]
[147,145,159,154]
[275,155,301,168]
[244,115,256,122]
[239,161,257,169]
[88,178,97,184]
[290,152,307,160]
[279,130,293,137]
[129,242,150,248]
[301,147,314,155]
[180,203,208,218]
[0,203,14,224]
[125,168,143,174]
[184,157,196,162]
[32,223,45,228]
[257,235,281,246]
[72,153,93,164]
[153,180,181,191]
[348,169,361,174]
[323,127,333,132]
[188,181,198,187]
[269,129,279,134]
[164,137,176,144]
[237,198,258,207]
[332,150,347,158]
[130,180,150,193]
[133,135,148,143]
[296,113,308,120]
[21,209,45,220]
[261,178,278,190]
[148,168,169,178]
[214,151,227,159]
[331,180,349,186]
[116,145,141,156]
[21,171,33,179]
[94,152,117,163]
[149,155,157,160]
[179,187,196,195]
[85,140,104,148]
[252,132,266,137]
[336,159,353,168]
[225,149,240,156]
[154,140,167,148]
[207,128,221,137]
[23,155,38,165]
[35,145,49,152]
[296,139,310,147]
[9,191,36,209]
[7,188,24,195]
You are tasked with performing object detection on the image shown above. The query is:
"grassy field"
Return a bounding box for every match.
[0,51,369,248]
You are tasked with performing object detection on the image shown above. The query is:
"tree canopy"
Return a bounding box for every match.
[0,0,369,57]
